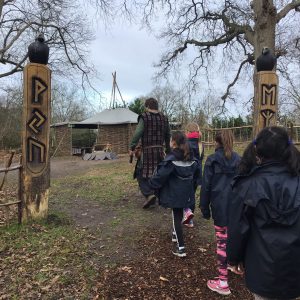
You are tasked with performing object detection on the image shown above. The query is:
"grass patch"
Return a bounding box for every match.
[50,159,136,205]
[0,214,99,299]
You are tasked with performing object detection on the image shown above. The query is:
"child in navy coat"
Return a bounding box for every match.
[149,131,200,257]
[200,129,240,295]
[228,127,300,300]
[183,122,205,227]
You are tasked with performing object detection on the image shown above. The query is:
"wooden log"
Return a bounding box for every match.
[22,63,51,222]
[0,165,22,173]
[0,201,21,207]
[253,71,278,137]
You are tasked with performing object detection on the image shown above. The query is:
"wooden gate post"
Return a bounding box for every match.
[22,62,51,221]
[253,71,278,137]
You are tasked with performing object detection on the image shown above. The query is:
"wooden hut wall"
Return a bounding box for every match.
[97,123,137,154]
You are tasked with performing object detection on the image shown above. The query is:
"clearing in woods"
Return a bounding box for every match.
[0,155,252,299]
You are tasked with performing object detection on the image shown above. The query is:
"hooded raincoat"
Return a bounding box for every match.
[149,149,200,209]
[227,162,300,299]
[200,147,240,226]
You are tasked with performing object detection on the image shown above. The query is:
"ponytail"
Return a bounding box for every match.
[171,131,191,161]
[282,143,300,176]
[215,130,234,160]
[238,143,257,175]
[179,142,191,161]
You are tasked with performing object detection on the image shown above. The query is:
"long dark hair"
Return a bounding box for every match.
[171,131,191,161]
[238,143,257,174]
[239,126,300,175]
[215,130,234,159]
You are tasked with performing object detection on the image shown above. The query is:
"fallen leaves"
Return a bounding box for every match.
[159,276,169,282]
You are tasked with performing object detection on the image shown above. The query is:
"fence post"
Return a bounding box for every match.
[253,71,278,136]
[18,155,23,224]
[22,38,51,221]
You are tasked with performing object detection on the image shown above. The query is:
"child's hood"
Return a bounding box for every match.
[165,148,184,161]
[237,163,300,226]
[186,132,200,139]
[165,149,198,179]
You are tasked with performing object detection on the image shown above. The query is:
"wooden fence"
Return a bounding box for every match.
[0,152,23,224]
[200,125,300,147]
[200,125,253,147]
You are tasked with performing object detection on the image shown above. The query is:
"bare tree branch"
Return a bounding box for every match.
[0,22,32,55]
[221,58,249,102]
[0,54,27,78]
[276,0,300,23]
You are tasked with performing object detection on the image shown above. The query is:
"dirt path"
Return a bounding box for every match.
[50,155,121,179]
[48,156,252,299]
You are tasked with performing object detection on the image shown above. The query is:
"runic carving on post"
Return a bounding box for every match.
[253,71,278,136]
[22,62,51,221]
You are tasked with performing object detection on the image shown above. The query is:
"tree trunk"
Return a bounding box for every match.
[252,0,277,136]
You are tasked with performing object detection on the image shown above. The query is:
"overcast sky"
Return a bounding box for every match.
[89,20,253,116]
[90,21,166,107]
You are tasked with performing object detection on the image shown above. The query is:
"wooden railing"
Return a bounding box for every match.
[0,152,23,224]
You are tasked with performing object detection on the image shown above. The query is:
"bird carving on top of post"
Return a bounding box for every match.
[28,34,49,65]
[256,47,277,72]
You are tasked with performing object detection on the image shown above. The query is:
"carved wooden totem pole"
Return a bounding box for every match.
[253,47,278,136]
[22,34,51,221]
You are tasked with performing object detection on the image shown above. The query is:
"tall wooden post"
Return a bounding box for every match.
[22,63,51,221]
[253,71,278,137]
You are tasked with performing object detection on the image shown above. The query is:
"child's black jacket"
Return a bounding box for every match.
[187,137,204,185]
[188,138,204,161]
[227,162,300,300]
[149,149,200,209]
[200,147,240,226]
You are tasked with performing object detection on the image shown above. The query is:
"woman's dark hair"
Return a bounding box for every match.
[145,97,158,110]
[238,143,257,175]
[239,126,300,175]
[171,131,191,161]
[215,130,234,159]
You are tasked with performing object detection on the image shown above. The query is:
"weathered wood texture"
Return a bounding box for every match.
[22,63,51,221]
[253,71,278,137]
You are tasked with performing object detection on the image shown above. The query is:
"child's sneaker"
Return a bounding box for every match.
[182,208,194,224]
[172,232,177,243]
[207,279,231,295]
[184,219,194,228]
[172,246,186,258]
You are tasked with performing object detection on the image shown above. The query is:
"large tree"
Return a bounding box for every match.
[51,83,90,123]
[0,0,133,85]
[0,84,22,149]
[137,0,300,122]
[0,0,95,81]
[149,84,185,121]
